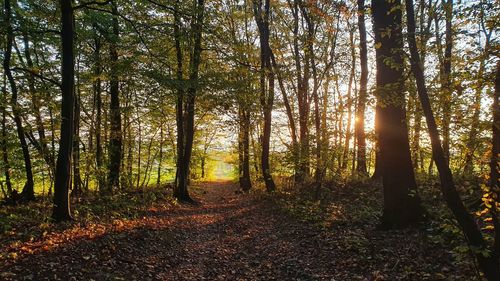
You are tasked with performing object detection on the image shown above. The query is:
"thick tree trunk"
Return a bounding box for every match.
[3,0,35,201]
[406,2,500,279]
[372,0,422,227]
[355,0,368,175]
[107,1,122,193]
[52,0,74,222]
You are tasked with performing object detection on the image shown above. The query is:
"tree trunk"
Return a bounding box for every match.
[490,61,500,262]
[1,74,12,196]
[372,0,422,227]
[239,107,252,191]
[93,34,104,192]
[49,106,56,195]
[292,0,310,182]
[406,2,500,278]
[372,101,383,179]
[254,0,276,192]
[302,5,321,182]
[107,0,122,193]
[342,28,355,171]
[440,0,453,163]
[174,0,185,195]
[3,0,35,201]
[174,0,205,201]
[126,111,134,189]
[157,121,163,188]
[52,0,74,222]
[73,59,82,197]
[411,0,431,174]
[355,0,368,175]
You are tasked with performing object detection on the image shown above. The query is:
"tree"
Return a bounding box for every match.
[93,27,105,192]
[106,0,122,194]
[3,0,35,201]
[462,3,494,176]
[253,0,276,192]
[354,0,368,175]
[52,0,75,222]
[490,60,500,264]
[372,0,422,227]
[238,106,252,191]
[441,0,453,164]
[293,0,310,182]
[174,0,206,201]
[406,0,500,278]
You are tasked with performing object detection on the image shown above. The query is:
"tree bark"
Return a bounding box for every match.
[355,0,368,175]
[295,0,310,182]
[73,58,82,196]
[440,0,453,163]
[372,0,422,227]
[52,0,74,222]
[253,0,276,192]
[342,28,355,171]
[107,0,122,193]
[239,107,252,191]
[157,120,163,188]
[174,0,185,196]
[1,74,12,196]
[93,33,105,192]
[174,0,205,201]
[490,61,500,263]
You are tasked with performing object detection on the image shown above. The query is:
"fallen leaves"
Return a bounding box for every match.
[0,181,477,280]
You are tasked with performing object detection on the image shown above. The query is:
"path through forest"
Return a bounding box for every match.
[1,181,467,280]
[1,182,345,280]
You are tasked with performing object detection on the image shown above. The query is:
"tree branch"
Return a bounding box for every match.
[73,0,112,10]
[11,67,61,88]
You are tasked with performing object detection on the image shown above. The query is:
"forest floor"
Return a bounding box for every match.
[0,181,477,280]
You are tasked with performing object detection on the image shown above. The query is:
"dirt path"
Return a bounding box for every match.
[1,182,342,281]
